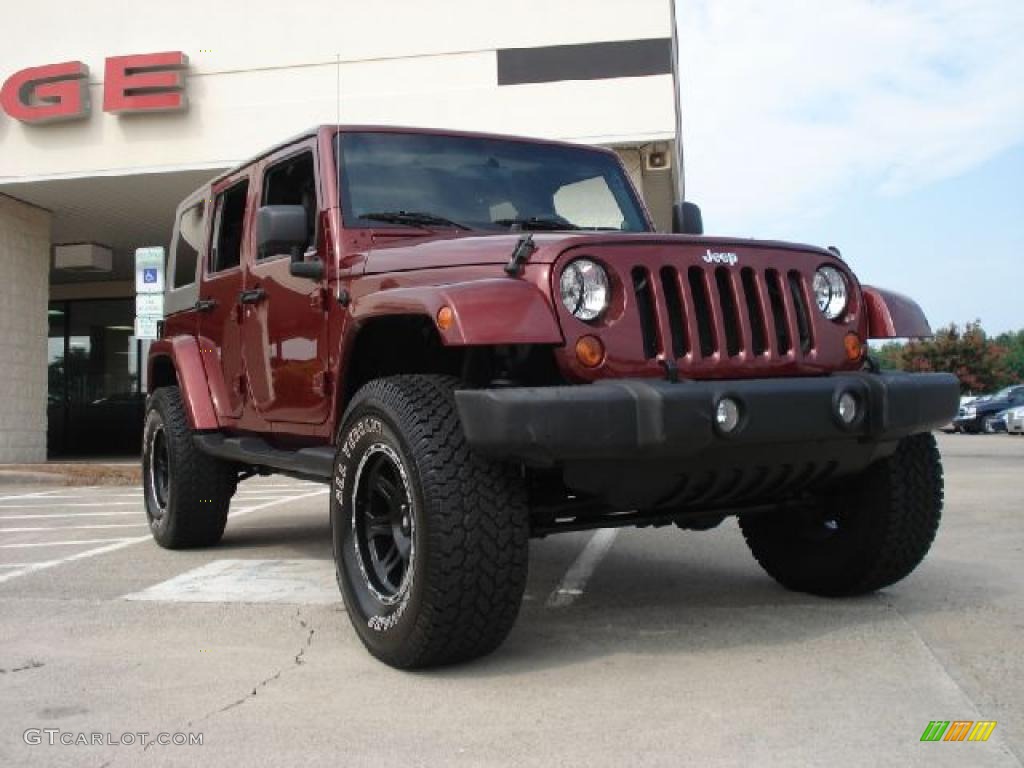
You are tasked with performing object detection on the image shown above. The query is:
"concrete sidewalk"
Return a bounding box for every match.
[0,461,140,487]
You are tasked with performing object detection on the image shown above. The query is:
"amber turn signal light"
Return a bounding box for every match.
[844,332,864,361]
[436,306,454,331]
[575,335,605,368]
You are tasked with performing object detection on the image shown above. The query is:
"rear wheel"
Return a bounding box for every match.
[331,375,529,668]
[739,433,943,596]
[143,386,236,548]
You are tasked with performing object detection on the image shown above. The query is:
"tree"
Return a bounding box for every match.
[994,330,1024,383]
[873,341,906,371]
[900,321,1010,394]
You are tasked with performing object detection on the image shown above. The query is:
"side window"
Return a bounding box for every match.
[209,180,249,272]
[173,201,205,288]
[260,151,317,260]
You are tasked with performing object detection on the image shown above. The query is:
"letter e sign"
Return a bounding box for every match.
[104,52,188,114]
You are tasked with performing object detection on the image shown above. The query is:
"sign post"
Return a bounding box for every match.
[134,246,165,340]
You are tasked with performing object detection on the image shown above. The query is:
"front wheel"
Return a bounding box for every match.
[739,433,943,597]
[331,375,529,669]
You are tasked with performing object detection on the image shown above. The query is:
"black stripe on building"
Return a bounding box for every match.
[497,38,672,86]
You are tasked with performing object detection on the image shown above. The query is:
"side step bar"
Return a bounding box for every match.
[194,433,334,483]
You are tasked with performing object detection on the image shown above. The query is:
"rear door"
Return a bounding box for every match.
[197,174,252,420]
[241,140,331,425]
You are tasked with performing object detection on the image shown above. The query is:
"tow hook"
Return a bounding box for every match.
[658,355,680,383]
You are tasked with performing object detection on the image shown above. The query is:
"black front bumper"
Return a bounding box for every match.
[454,372,960,466]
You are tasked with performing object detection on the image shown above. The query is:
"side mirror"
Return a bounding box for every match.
[256,205,308,261]
[671,201,704,235]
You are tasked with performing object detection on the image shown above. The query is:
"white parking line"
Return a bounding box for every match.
[0,488,328,585]
[0,501,141,509]
[1,537,139,549]
[547,529,619,608]
[0,523,149,533]
[0,489,72,502]
[0,511,141,520]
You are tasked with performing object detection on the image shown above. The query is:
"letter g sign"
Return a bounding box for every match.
[0,61,89,124]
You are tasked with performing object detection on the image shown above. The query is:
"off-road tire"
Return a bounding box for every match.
[739,433,943,597]
[143,386,236,548]
[331,375,529,669]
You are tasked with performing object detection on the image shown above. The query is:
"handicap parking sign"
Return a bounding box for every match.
[135,247,165,294]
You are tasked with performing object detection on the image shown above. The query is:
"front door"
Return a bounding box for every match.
[241,143,330,425]
[198,174,251,420]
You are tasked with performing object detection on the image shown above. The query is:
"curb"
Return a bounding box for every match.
[0,464,141,487]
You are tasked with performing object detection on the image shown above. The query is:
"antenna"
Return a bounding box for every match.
[335,53,341,185]
[669,0,686,203]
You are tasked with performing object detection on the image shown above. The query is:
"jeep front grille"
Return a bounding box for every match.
[632,264,817,363]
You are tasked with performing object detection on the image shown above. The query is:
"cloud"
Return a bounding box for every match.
[675,0,1024,233]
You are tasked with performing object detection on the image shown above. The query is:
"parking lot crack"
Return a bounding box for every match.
[294,608,315,666]
[0,658,44,674]
[184,608,317,731]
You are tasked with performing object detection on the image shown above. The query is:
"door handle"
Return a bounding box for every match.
[194,298,218,312]
[238,288,266,305]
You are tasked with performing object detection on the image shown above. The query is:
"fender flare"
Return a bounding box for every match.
[349,278,564,345]
[147,337,219,430]
[861,286,933,339]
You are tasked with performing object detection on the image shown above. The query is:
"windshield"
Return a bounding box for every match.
[336,131,649,233]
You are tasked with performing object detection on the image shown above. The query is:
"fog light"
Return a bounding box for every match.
[838,391,858,425]
[715,397,741,433]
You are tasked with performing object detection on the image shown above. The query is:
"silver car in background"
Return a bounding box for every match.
[1007,406,1024,435]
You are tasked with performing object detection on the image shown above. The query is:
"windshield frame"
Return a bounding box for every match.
[334,129,653,234]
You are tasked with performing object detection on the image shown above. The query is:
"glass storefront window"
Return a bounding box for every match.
[47,299,144,457]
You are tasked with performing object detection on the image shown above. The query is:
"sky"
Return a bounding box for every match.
[674,0,1024,335]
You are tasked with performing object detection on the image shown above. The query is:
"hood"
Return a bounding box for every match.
[362,231,834,275]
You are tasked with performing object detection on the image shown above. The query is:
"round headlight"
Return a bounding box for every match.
[560,259,609,321]
[812,265,849,321]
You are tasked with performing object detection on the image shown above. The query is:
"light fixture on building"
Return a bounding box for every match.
[54,242,113,272]
[644,143,671,172]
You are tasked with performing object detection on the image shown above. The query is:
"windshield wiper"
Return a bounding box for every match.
[493,217,580,231]
[359,211,470,230]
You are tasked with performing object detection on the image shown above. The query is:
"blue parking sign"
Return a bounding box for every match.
[135,246,165,294]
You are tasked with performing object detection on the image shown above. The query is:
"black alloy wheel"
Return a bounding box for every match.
[351,444,415,604]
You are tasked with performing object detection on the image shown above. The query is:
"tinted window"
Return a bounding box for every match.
[260,152,317,259]
[210,181,249,272]
[337,131,648,232]
[173,201,205,288]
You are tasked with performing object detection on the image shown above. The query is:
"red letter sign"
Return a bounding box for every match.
[103,51,188,114]
[0,61,89,123]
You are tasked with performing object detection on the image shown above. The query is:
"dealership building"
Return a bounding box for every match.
[0,0,679,462]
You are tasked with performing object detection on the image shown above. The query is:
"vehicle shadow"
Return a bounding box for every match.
[221,519,332,558]
[210,515,1010,680]
[413,526,1012,680]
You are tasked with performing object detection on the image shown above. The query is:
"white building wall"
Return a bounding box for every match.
[0,0,675,182]
[0,195,50,462]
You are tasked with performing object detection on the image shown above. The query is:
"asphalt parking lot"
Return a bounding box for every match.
[1,433,1021,767]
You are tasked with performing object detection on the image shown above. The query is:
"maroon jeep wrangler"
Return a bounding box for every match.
[145,125,959,668]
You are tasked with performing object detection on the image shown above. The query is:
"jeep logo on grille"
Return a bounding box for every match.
[703,249,739,266]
